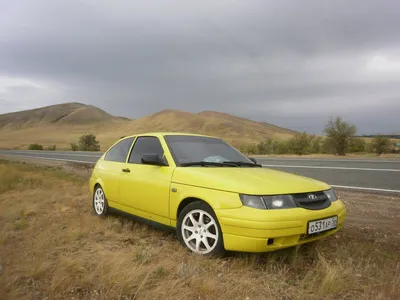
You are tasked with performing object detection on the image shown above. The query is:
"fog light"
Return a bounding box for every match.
[267,238,274,245]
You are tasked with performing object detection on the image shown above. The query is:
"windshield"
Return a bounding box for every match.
[164,135,252,166]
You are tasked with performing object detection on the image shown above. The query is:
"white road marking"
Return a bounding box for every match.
[331,185,400,193]
[262,164,400,172]
[257,157,400,163]
[0,151,102,158]
[0,154,95,164]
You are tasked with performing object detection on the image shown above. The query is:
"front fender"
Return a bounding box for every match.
[169,183,243,221]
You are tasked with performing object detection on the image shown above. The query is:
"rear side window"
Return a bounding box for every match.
[104,137,135,163]
[128,136,164,164]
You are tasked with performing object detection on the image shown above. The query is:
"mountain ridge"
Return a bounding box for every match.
[0,102,297,149]
[0,102,125,129]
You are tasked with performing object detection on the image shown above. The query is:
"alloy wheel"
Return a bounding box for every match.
[181,209,219,254]
[94,187,105,215]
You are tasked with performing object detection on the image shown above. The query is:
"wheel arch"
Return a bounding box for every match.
[177,197,213,220]
[93,178,105,191]
[90,177,106,199]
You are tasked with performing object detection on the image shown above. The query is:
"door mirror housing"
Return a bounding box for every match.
[248,157,257,164]
[141,153,166,166]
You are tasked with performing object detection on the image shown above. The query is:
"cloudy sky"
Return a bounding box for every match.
[1,0,400,134]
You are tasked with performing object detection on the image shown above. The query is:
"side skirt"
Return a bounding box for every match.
[108,207,177,234]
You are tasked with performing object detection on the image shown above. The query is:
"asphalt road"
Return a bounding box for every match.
[0,150,399,194]
[255,157,400,193]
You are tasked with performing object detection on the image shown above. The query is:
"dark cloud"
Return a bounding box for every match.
[1,0,400,134]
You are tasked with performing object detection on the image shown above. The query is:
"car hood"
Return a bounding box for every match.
[172,167,330,195]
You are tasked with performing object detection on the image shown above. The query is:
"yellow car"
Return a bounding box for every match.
[89,132,346,255]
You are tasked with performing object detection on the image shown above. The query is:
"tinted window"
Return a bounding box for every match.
[164,135,251,165]
[128,136,165,164]
[104,137,135,162]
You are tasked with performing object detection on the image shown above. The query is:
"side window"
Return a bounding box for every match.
[128,136,164,164]
[104,137,135,163]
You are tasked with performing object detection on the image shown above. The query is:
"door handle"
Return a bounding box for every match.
[122,168,130,173]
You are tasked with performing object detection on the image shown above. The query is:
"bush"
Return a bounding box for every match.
[371,136,392,155]
[28,143,43,150]
[275,140,291,154]
[348,138,366,153]
[77,134,100,151]
[70,143,78,151]
[290,132,312,155]
[311,136,322,153]
[47,145,56,151]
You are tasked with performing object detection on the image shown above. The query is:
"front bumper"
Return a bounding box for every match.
[215,200,346,252]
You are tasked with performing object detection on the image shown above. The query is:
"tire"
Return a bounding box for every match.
[93,185,109,216]
[177,201,225,256]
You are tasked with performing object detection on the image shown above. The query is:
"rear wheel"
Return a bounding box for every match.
[93,185,109,216]
[177,201,224,256]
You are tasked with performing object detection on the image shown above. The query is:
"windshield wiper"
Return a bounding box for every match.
[180,161,239,167]
[222,161,263,167]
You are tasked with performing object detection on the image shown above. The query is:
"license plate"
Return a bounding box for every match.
[307,216,338,235]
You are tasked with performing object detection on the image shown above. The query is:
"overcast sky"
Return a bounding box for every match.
[1,0,400,134]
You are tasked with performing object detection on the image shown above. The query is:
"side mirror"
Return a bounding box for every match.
[141,153,166,166]
[248,157,257,164]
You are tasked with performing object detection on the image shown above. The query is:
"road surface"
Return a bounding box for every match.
[0,150,399,194]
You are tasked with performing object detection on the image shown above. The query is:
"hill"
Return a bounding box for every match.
[127,109,296,144]
[0,103,296,150]
[0,102,123,130]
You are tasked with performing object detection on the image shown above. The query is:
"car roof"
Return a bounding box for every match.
[120,132,217,140]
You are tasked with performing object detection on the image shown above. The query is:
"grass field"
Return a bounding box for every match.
[0,160,399,299]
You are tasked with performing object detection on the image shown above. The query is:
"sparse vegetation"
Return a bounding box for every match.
[47,144,57,151]
[311,136,323,153]
[371,135,392,155]
[242,133,322,156]
[323,117,357,156]
[0,160,399,299]
[348,137,366,153]
[290,132,312,155]
[0,103,398,157]
[239,116,398,157]
[28,143,43,150]
[70,143,78,151]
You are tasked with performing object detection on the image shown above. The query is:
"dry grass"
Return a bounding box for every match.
[0,160,399,300]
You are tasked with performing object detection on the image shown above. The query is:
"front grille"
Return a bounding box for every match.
[292,191,331,210]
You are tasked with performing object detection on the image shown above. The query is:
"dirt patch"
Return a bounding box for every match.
[336,190,400,249]
[0,160,399,300]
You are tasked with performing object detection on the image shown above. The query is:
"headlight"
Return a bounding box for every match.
[239,195,266,209]
[239,194,297,209]
[324,189,338,202]
[263,195,297,209]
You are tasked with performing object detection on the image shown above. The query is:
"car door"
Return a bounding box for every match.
[95,137,135,205]
[118,136,174,226]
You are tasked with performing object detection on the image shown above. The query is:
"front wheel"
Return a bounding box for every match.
[177,201,225,256]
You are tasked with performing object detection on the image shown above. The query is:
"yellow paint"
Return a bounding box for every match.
[89,132,346,253]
